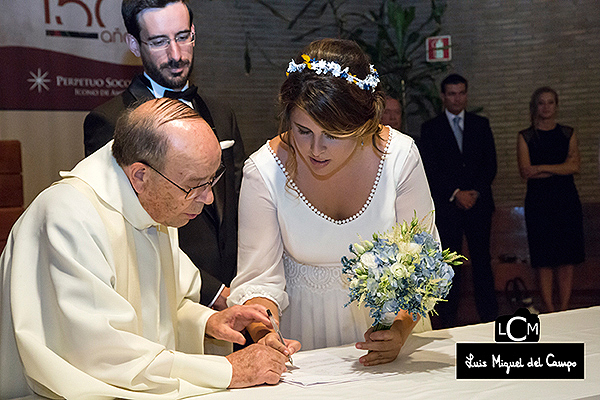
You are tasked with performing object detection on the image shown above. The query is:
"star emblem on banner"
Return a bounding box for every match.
[27,68,51,93]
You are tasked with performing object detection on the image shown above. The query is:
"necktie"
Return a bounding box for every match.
[163,85,198,102]
[452,115,463,152]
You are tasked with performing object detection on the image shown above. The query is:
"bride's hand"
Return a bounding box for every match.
[355,320,410,366]
[258,331,301,358]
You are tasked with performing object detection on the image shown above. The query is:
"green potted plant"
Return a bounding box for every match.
[251,0,451,133]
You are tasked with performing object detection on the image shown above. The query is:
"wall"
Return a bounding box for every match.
[444,0,600,205]
[0,111,86,205]
[190,0,600,207]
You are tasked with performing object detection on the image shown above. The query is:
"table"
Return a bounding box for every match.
[210,306,600,400]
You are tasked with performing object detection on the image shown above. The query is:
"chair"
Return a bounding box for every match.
[0,140,24,253]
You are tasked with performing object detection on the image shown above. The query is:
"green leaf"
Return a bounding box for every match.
[318,1,328,17]
[244,39,251,74]
[386,1,404,46]
[288,0,317,30]
[253,0,289,22]
[431,0,447,24]
[405,31,420,48]
[291,25,328,42]
[252,0,449,131]
[404,6,416,35]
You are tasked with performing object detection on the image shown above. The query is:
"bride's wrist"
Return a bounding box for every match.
[247,322,272,343]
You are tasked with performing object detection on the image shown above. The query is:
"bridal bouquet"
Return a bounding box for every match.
[341,214,462,330]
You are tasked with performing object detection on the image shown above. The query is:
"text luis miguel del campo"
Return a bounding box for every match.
[456,308,584,379]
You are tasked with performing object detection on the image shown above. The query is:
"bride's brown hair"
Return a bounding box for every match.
[278,38,385,181]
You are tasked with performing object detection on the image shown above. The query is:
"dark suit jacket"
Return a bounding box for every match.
[83,74,245,306]
[419,111,496,227]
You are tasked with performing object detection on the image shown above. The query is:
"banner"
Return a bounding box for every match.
[0,0,142,111]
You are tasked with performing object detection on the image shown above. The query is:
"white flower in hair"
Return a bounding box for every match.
[286,54,380,92]
[313,59,328,75]
[330,63,343,77]
[287,59,306,73]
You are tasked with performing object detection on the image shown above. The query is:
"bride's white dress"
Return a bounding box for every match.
[228,129,437,350]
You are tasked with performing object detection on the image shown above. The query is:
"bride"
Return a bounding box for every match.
[228,38,437,366]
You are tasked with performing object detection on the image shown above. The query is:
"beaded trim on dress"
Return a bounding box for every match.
[267,131,393,225]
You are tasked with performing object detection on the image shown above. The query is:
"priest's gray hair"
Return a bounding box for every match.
[112,97,201,170]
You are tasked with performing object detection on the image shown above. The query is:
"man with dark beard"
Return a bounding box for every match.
[84,0,245,311]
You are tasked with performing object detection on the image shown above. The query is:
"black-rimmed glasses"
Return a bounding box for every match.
[139,31,195,51]
[140,161,225,200]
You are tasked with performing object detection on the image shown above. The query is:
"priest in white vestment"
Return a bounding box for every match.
[0,98,290,400]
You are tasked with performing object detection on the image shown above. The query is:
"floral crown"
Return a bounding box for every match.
[286,54,380,92]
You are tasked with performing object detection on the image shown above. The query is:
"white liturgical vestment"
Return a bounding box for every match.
[0,142,232,399]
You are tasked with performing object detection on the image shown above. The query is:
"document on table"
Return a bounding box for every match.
[281,347,398,386]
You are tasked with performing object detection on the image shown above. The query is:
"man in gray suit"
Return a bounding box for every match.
[84,0,244,310]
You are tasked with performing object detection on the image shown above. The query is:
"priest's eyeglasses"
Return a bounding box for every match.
[140,161,225,200]
[139,31,195,51]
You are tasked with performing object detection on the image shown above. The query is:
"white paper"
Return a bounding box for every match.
[281,348,398,386]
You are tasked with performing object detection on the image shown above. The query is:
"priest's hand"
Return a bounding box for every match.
[226,344,287,388]
[206,304,272,345]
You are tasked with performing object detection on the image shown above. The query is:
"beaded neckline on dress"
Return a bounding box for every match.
[267,131,393,225]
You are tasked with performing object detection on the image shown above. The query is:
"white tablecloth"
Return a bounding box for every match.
[210,306,600,400]
[11,307,600,400]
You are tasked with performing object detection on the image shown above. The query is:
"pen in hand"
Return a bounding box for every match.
[266,309,294,365]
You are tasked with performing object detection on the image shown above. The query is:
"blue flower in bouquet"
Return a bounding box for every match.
[341,213,464,330]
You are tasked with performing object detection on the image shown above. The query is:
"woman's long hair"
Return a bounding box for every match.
[529,86,558,127]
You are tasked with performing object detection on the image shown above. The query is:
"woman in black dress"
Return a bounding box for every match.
[517,87,585,313]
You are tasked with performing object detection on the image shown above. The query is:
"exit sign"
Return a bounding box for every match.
[426,36,451,62]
